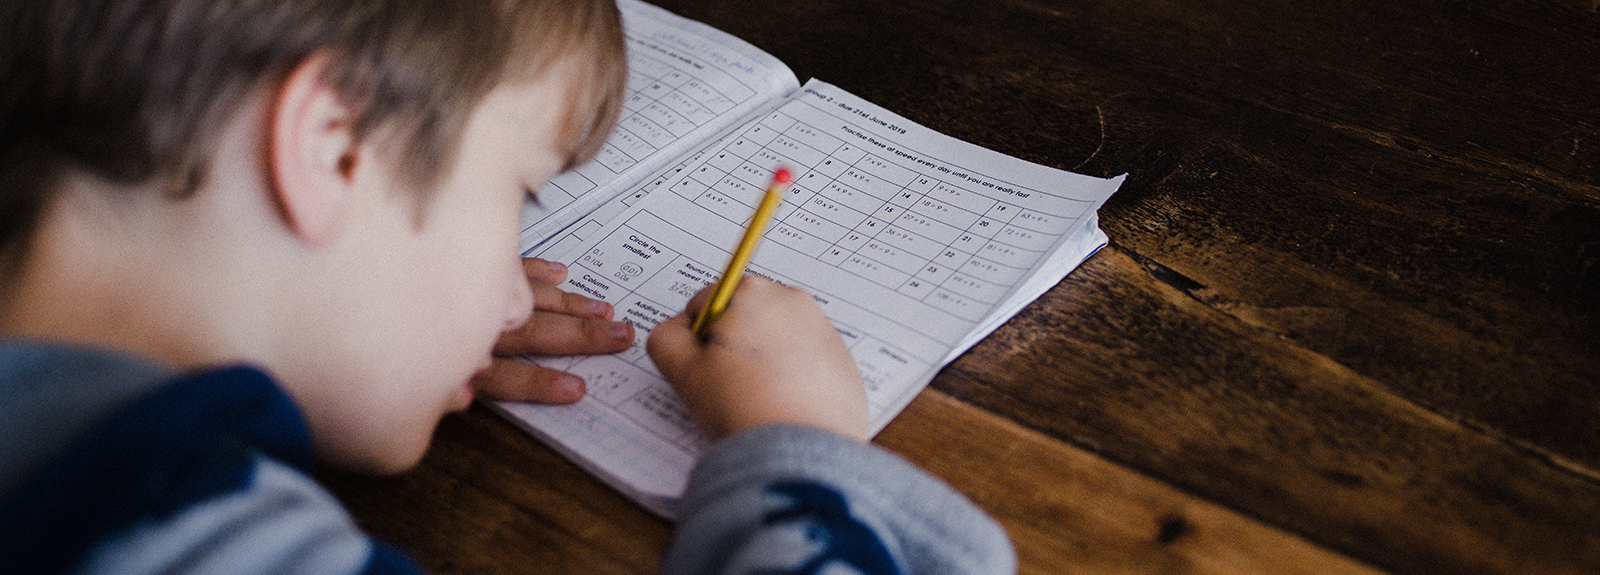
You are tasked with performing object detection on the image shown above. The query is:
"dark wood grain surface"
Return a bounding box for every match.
[321,0,1600,573]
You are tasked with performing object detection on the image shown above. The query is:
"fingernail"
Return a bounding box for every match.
[545,260,567,275]
[559,375,583,396]
[610,321,632,341]
[588,300,611,317]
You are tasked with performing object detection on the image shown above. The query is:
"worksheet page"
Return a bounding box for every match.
[518,0,799,250]
[496,80,1123,516]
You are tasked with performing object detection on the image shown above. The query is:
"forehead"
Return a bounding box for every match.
[496,54,610,170]
[501,0,626,169]
[464,57,589,171]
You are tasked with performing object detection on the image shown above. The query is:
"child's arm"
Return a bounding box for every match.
[648,277,1017,575]
[473,258,634,404]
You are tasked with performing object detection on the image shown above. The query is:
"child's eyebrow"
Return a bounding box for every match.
[523,184,544,209]
[559,147,588,173]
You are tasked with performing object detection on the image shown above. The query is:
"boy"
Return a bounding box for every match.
[0,0,1015,573]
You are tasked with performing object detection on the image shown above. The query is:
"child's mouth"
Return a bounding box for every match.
[456,379,476,410]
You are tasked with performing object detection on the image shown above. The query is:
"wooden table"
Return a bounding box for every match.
[321,0,1600,573]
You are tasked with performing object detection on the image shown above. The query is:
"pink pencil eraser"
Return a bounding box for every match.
[773,167,793,185]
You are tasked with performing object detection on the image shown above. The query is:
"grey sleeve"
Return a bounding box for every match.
[71,457,381,575]
[662,425,1016,575]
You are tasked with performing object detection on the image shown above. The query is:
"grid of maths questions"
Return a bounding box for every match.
[643,105,1089,324]
[537,37,755,207]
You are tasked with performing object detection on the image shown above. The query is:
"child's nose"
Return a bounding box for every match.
[505,269,534,331]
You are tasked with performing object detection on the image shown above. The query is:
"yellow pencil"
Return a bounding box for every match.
[692,166,795,338]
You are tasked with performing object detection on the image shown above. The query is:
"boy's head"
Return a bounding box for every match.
[2,0,623,276]
[2,0,625,472]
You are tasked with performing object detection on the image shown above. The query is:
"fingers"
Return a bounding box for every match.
[529,278,613,318]
[694,276,807,344]
[682,281,714,319]
[497,261,632,356]
[645,276,869,441]
[494,309,633,356]
[522,258,569,287]
[471,357,585,404]
[477,258,617,406]
[646,281,718,369]
[645,296,700,377]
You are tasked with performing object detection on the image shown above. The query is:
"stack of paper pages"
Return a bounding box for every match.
[490,0,1125,517]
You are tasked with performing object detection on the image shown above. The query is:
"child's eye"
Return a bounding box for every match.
[522,185,544,209]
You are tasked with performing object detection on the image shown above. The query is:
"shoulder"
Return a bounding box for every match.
[0,341,175,494]
[0,348,419,575]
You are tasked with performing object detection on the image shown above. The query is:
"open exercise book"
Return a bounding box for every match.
[489,0,1126,518]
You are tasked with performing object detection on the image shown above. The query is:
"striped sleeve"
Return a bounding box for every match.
[0,366,421,575]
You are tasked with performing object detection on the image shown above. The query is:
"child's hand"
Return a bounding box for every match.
[472,259,634,404]
[647,276,868,442]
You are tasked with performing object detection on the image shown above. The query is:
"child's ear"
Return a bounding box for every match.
[267,53,357,247]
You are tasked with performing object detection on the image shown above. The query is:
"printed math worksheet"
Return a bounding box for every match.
[494,74,1122,517]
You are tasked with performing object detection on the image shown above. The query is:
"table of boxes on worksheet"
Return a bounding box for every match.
[518,30,790,247]
[531,91,1098,456]
[665,116,1050,326]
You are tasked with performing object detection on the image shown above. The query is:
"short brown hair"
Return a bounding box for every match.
[0,0,625,279]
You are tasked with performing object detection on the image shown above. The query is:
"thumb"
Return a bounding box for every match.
[646,290,705,375]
